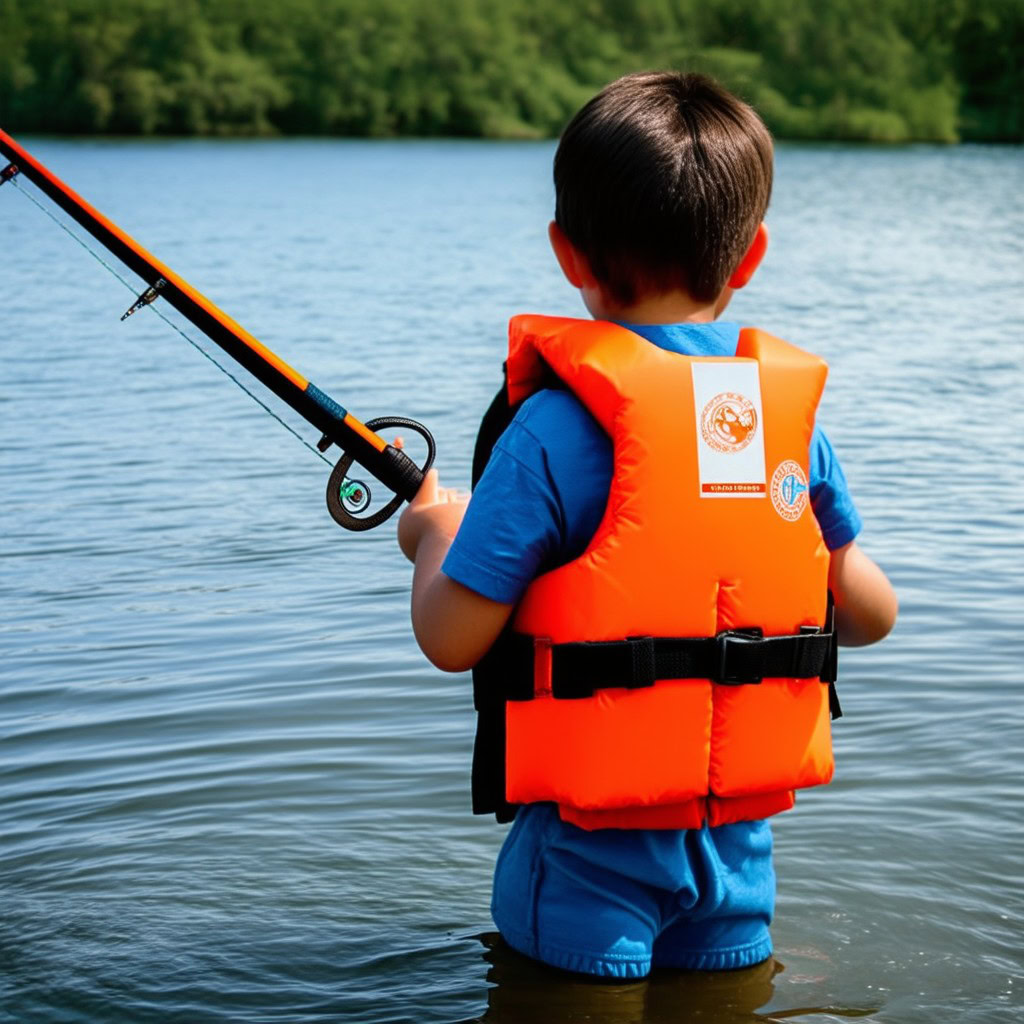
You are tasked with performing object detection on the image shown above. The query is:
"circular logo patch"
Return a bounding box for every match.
[700,392,758,453]
[771,460,809,521]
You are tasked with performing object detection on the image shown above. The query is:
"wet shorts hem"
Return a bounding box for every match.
[498,920,773,977]
[653,935,774,971]
[497,923,652,979]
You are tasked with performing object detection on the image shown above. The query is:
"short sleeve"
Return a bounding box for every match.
[441,440,560,603]
[442,390,612,603]
[808,426,862,551]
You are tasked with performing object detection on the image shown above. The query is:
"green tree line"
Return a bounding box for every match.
[1,0,1020,142]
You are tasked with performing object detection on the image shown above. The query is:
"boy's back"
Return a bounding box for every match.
[397,72,896,978]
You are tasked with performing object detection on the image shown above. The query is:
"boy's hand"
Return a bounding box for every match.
[397,469,514,671]
[397,469,469,563]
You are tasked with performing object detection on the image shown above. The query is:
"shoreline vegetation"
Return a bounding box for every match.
[1,0,1020,144]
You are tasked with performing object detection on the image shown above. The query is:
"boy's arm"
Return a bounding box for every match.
[828,540,898,647]
[398,470,514,672]
[809,427,896,645]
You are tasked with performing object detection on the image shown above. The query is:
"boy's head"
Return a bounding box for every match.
[552,71,773,311]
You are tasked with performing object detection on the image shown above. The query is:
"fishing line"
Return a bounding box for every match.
[10,175,335,468]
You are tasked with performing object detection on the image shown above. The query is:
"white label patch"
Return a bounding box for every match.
[691,361,766,498]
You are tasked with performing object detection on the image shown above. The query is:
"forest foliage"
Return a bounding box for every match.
[0,0,1020,142]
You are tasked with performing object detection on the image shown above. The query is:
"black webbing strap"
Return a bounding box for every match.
[544,626,838,698]
[496,620,839,708]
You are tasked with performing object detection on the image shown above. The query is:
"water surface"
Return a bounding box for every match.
[2,139,1023,1022]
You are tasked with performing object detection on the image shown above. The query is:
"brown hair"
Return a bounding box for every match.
[554,71,773,306]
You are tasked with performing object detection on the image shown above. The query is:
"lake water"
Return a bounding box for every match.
[1,138,1022,1023]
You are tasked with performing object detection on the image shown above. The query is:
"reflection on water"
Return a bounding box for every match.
[469,935,879,1023]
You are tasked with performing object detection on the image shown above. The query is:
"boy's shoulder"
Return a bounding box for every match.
[496,387,610,491]
[508,387,600,446]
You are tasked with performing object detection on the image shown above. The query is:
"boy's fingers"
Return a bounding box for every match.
[408,471,468,510]
[410,468,440,507]
[441,487,470,506]
[436,485,471,506]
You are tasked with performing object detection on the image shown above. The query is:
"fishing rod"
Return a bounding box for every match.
[0,129,434,531]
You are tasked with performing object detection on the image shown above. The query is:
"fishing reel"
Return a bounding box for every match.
[326,415,436,531]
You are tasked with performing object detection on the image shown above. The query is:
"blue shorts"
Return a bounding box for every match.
[491,803,775,978]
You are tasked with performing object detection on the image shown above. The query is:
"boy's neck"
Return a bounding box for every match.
[583,284,729,325]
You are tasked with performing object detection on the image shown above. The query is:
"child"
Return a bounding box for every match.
[397,71,897,979]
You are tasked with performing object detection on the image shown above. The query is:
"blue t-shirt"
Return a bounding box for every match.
[443,320,861,922]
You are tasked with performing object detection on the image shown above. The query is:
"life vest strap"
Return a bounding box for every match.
[543,626,836,691]
[497,610,839,711]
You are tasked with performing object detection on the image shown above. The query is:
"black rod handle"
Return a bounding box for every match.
[326,416,436,531]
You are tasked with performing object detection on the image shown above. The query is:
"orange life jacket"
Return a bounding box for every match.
[471,314,838,830]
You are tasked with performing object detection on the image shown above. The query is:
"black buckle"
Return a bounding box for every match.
[714,628,763,684]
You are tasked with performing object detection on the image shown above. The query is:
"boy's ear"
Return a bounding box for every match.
[548,221,594,289]
[728,223,768,290]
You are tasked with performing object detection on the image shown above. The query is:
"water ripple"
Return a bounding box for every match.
[2,139,1022,1023]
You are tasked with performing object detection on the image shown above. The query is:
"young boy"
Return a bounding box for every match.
[397,71,897,979]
